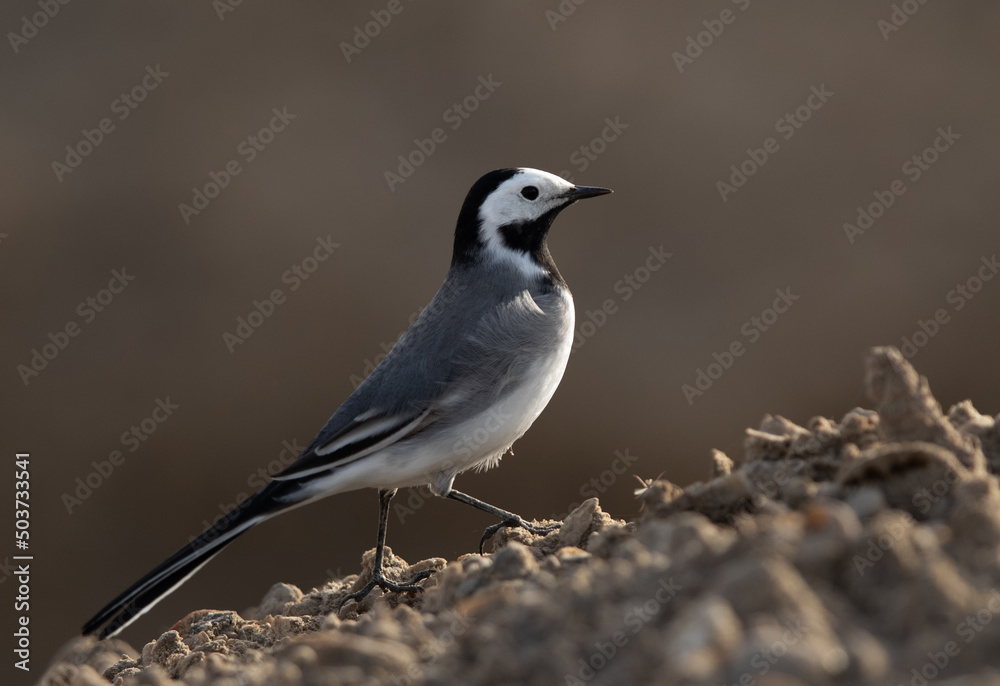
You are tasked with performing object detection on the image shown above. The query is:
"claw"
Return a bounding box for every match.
[478,517,561,554]
[338,568,437,610]
[445,489,561,554]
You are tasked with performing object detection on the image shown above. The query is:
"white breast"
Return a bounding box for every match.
[458,287,575,472]
[294,288,575,499]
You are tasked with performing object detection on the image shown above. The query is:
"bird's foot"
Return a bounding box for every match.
[338,568,437,610]
[479,517,560,554]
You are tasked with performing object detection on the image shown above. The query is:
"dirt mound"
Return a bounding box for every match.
[40,347,1000,685]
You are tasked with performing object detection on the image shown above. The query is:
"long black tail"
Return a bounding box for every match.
[82,479,301,639]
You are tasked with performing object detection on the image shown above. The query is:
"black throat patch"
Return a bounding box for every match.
[451,169,570,289]
[497,207,567,288]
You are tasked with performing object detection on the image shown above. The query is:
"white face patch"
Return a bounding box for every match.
[478,169,575,228]
[476,168,576,275]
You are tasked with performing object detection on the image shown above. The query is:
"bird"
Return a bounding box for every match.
[82,167,612,639]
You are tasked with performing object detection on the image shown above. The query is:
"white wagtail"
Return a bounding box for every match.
[83,168,612,639]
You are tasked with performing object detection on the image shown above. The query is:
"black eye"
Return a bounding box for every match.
[520,186,539,200]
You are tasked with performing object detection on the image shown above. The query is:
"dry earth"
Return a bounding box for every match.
[40,347,1000,686]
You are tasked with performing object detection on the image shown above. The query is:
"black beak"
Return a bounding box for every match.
[564,185,613,201]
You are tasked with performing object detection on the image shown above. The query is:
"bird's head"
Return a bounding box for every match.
[452,168,612,281]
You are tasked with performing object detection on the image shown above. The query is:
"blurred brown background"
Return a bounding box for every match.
[2,0,999,678]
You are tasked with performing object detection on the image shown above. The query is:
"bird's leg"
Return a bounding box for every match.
[339,489,436,608]
[446,489,560,554]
